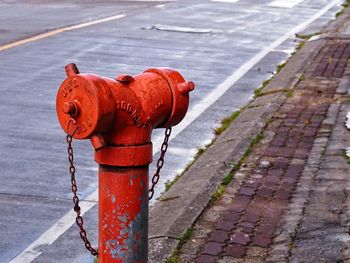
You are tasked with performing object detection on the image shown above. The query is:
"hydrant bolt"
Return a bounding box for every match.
[63,101,77,115]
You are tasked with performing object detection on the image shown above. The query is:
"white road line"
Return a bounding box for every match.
[167,147,197,156]
[0,14,125,52]
[269,0,304,8]
[9,0,342,261]
[9,191,97,263]
[153,0,342,148]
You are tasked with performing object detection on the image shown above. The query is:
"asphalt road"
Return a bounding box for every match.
[0,0,343,262]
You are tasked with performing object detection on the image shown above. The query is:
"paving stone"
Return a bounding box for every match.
[202,242,223,256]
[217,257,243,263]
[246,246,268,258]
[262,181,279,190]
[223,244,246,258]
[256,188,274,198]
[201,205,228,223]
[256,224,276,235]
[234,195,252,206]
[208,230,230,243]
[280,182,295,191]
[230,231,251,245]
[286,164,304,177]
[252,234,272,247]
[270,139,285,147]
[301,136,315,143]
[252,197,270,208]
[279,148,295,158]
[242,212,261,223]
[268,169,283,177]
[197,254,218,263]
[261,216,280,226]
[272,159,289,169]
[286,141,298,149]
[228,204,245,214]
[275,189,291,200]
[298,142,313,150]
[216,219,235,231]
[239,187,256,197]
[265,175,280,183]
[281,176,298,184]
[243,180,261,190]
[237,222,256,234]
[294,149,309,159]
[222,211,240,222]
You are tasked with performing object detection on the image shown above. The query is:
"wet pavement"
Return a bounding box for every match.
[0,0,344,262]
[176,11,350,263]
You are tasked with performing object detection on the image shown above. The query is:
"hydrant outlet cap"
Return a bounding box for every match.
[56,74,115,139]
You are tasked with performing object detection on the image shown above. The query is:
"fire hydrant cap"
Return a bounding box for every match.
[56,74,115,139]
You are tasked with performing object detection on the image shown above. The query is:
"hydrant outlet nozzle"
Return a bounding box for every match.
[63,101,77,115]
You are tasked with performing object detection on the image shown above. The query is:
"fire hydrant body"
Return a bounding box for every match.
[56,64,194,262]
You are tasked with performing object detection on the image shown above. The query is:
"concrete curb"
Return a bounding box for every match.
[148,9,350,263]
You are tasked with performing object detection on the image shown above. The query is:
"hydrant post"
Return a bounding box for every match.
[56,63,194,262]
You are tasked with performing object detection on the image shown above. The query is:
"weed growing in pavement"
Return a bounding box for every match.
[292,32,322,56]
[209,185,225,205]
[336,0,350,17]
[164,174,180,191]
[166,227,194,263]
[214,109,241,135]
[227,161,240,171]
[293,41,305,55]
[254,79,271,97]
[276,61,287,74]
[295,32,321,41]
[285,90,294,98]
[243,133,264,160]
[208,132,265,206]
[341,149,350,165]
[164,107,244,193]
[299,74,306,81]
[222,172,234,186]
[253,59,289,98]
[94,256,98,263]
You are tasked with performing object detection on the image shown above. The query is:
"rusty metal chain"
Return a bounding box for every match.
[149,127,172,200]
[66,120,98,257]
[65,119,170,253]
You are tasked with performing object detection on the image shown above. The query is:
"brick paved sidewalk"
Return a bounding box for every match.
[177,28,350,263]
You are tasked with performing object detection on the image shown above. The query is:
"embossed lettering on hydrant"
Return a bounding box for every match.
[115,100,146,127]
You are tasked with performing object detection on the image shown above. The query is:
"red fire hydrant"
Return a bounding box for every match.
[56,63,194,262]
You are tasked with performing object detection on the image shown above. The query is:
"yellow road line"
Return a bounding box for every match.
[0,14,125,52]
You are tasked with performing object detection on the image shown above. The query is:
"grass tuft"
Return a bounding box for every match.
[254,79,271,98]
[209,132,264,205]
[215,110,241,135]
[166,227,194,263]
[336,0,350,17]
[165,174,181,191]
[222,172,234,186]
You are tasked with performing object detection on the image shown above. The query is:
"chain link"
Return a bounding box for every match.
[65,121,170,254]
[149,127,172,200]
[66,121,98,257]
